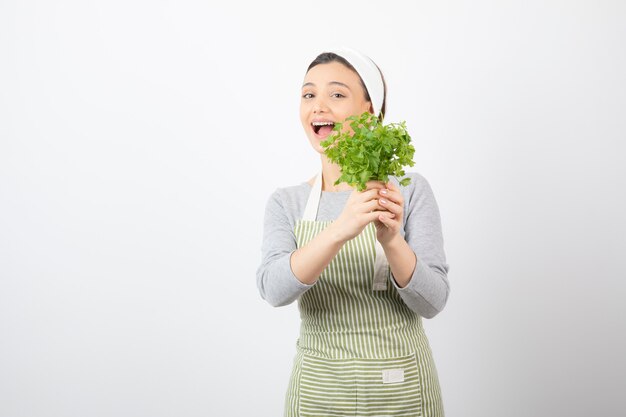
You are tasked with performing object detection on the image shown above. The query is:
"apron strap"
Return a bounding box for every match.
[302,169,323,221]
[373,240,390,291]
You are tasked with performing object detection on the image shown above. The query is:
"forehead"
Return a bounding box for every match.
[303,61,362,88]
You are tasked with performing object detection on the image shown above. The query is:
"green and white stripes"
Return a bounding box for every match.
[299,352,422,416]
[285,220,444,416]
[294,220,429,359]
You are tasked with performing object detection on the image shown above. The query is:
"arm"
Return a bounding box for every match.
[290,225,345,285]
[256,189,346,307]
[256,190,314,307]
[378,175,451,318]
[257,186,387,307]
[290,187,388,285]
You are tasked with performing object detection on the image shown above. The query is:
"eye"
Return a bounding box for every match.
[302,93,314,99]
[331,92,345,98]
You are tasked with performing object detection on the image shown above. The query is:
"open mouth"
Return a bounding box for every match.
[311,121,335,137]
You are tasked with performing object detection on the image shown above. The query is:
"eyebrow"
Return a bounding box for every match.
[302,81,352,90]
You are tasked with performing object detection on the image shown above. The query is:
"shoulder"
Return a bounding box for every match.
[394,171,435,201]
[268,181,310,205]
[399,171,430,189]
[263,180,311,220]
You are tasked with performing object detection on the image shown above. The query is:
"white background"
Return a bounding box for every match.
[1,1,625,416]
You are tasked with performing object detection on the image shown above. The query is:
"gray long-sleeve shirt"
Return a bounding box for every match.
[256,171,450,318]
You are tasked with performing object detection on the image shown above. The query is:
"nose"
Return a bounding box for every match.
[312,96,329,114]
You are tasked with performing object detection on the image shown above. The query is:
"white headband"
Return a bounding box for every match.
[328,47,385,118]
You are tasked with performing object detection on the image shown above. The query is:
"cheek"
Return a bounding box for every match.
[299,106,307,124]
[300,100,312,116]
[300,107,313,133]
[358,100,371,114]
[343,99,367,117]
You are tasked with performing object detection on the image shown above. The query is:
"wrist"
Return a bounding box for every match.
[381,233,405,251]
[325,222,348,246]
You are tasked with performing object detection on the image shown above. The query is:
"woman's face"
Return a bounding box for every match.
[300,61,372,154]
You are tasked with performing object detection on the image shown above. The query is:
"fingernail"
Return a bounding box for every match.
[380,198,387,204]
[380,189,388,195]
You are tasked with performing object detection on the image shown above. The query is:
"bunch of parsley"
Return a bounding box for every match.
[320,112,416,192]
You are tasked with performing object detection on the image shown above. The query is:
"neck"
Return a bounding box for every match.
[320,155,353,192]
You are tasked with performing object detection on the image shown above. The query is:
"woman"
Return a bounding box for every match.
[256,47,450,417]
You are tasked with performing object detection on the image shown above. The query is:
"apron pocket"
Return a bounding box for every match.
[298,352,423,417]
[354,352,423,417]
[299,354,357,417]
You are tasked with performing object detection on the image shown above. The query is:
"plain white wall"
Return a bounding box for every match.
[1,1,625,416]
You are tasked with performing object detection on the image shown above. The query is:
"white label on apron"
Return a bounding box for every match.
[382,368,405,384]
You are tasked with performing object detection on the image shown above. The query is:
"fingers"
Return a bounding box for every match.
[376,211,399,229]
[364,180,386,190]
[362,200,396,217]
[385,180,398,191]
[352,188,381,203]
[378,182,404,207]
[351,181,405,222]
[363,199,383,213]
[365,210,394,223]
[378,197,402,215]
[359,193,400,216]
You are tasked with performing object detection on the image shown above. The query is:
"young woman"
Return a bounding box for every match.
[256,47,450,417]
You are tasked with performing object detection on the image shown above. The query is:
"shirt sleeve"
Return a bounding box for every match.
[389,174,451,318]
[256,189,315,307]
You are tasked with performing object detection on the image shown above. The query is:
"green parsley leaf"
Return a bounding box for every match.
[320,112,416,191]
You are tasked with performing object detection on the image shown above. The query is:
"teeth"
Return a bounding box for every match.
[312,121,334,126]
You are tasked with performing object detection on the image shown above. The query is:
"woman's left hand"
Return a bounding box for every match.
[365,180,404,246]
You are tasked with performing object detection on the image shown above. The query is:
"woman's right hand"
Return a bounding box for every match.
[330,182,395,243]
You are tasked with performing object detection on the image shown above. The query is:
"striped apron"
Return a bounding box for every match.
[284,172,445,417]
